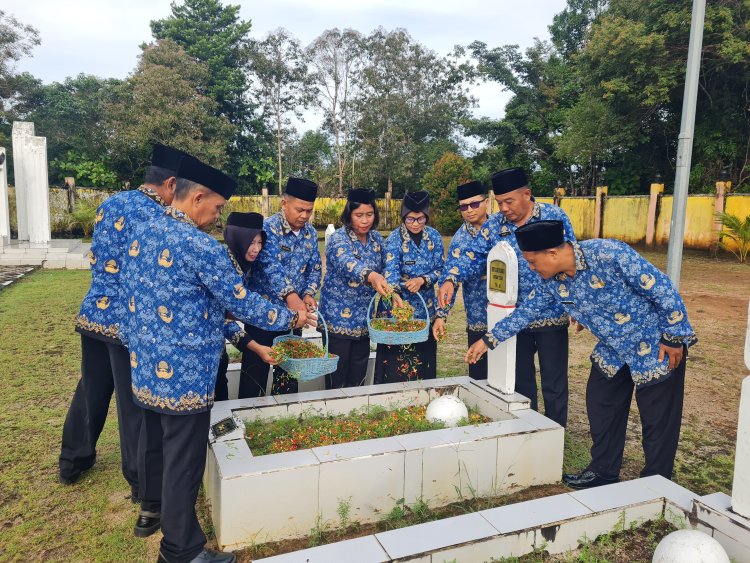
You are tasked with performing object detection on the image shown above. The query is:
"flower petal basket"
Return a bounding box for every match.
[272,310,338,381]
[367,290,429,345]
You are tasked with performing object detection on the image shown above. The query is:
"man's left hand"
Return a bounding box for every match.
[403,277,425,293]
[465,339,488,364]
[302,294,317,312]
[658,343,683,371]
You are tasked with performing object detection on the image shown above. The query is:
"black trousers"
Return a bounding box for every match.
[325,334,371,389]
[515,328,569,427]
[373,322,437,384]
[138,408,210,562]
[59,334,141,493]
[586,352,686,480]
[242,326,300,396]
[214,349,230,401]
[467,330,488,380]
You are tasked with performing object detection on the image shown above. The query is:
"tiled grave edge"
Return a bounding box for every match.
[253,476,711,563]
[0,266,36,290]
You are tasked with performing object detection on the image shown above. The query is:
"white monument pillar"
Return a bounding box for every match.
[731,301,750,518]
[11,122,50,246]
[324,223,335,248]
[0,148,10,245]
[486,241,518,394]
[12,121,34,241]
[25,136,51,245]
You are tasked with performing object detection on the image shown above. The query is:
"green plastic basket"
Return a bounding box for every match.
[272,309,338,381]
[367,290,429,345]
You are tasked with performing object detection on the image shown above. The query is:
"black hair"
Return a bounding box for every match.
[173,178,201,201]
[143,165,175,186]
[341,201,379,231]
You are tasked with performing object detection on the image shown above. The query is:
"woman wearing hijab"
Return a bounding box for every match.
[374,191,445,383]
[318,188,392,389]
[215,212,279,399]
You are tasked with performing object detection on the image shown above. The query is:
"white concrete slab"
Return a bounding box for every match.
[253,536,390,563]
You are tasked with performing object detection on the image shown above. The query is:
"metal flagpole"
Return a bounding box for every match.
[666,0,706,288]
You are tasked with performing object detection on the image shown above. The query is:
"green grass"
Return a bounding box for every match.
[0,269,156,561]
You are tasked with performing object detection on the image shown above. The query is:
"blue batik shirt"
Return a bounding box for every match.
[485,239,697,388]
[76,186,167,342]
[437,219,490,332]
[384,224,445,321]
[248,211,322,308]
[440,201,574,332]
[120,207,297,414]
[319,227,386,339]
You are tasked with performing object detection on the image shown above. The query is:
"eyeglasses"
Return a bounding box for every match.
[458,200,485,212]
[404,216,427,225]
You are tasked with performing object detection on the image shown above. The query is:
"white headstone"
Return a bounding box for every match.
[12,122,34,241]
[731,301,750,518]
[11,122,50,246]
[324,223,335,248]
[486,241,519,394]
[0,147,9,245]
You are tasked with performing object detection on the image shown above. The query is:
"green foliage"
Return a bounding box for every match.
[51,151,118,188]
[716,212,750,263]
[67,202,99,237]
[103,39,234,184]
[421,152,474,235]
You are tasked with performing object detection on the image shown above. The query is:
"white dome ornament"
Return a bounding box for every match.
[652,530,729,563]
[425,395,469,428]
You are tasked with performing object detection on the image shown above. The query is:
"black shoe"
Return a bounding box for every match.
[157,549,236,563]
[134,512,161,538]
[58,472,81,486]
[563,470,619,490]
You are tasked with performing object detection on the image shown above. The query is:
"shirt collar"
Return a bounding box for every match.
[554,241,587,281]
[164,206,197,228]
[464,217,488,237]
[399,223,431,246]
[500,199,541,225]
[138,185,167,207]
[278,211,294,236]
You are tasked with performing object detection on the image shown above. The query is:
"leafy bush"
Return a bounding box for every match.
[716,212,750,263]
[52,151,118,188]
[421,152,475,235]
[67,202,99,237]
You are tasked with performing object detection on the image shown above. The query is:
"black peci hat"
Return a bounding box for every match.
[226,211,264,231]
[515,220,564,252]
[456,180,485,201]
[176,157,237,200]
[151,143,191,173]
[347,188,376,205]
[285,177,318,202]
[402,190,430,218]
[491,167,528,195]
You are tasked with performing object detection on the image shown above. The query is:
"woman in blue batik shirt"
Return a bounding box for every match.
[318,188,392,388]
[215,212,280,399]
[374,191,445,382]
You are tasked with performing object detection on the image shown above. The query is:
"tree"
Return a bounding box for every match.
[150,0,272,192]
[353,28,473,195]
[307,29,364,195]
[421,152,474,235]
[0,10,40,164]
[247,29,315,194]
[103,40,233,184]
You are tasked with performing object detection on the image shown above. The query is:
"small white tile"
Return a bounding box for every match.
[244,449,320,475]
[480,493,591,533]
[375,512,498,559]
[313,436,404,462]
[712,529,750,563]
[434,532,535,563]
[569,478,664,512]
[512,408,562,430]
[403,448,423,504]
[274,388,346,404]
[253,536,390,563]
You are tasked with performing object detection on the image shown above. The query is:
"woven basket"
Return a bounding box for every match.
[272,309,338,381]
[367,291,429,345]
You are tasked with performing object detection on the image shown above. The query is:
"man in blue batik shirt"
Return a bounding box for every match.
[466,220,696,490]
[120,157,313,563]
[246,177,323,395]
[438,168,575,427]
[433,180,491,380]
[59,144,187,495]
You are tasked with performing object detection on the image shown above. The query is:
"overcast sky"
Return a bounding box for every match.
[6,0,567,127]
